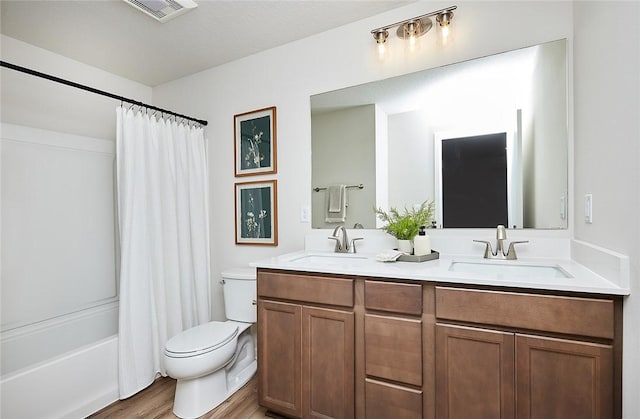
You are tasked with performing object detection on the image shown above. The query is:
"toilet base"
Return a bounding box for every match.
[172,358,257,418]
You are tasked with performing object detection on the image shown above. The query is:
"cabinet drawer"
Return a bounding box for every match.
[365,280,422,315]
[435,287,614,339]
[258,270,354,307]
[365,314,422,386]
[365,379,422,419]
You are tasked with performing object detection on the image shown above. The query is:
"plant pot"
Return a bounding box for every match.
[397,239,413,254]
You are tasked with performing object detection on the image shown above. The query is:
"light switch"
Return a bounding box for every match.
[584,194,593,223]
[300,205,311,223]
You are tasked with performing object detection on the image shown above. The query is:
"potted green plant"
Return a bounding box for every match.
[375,201,435,253]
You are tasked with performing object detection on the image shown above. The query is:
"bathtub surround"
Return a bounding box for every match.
[1,34,151,417]
[116,107,211,398]
[1,123,118,376]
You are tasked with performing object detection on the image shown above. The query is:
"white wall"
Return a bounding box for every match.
[153,0,574,320]
[572,2,640,417]
[311,105,376,228]
[0,35,152,140]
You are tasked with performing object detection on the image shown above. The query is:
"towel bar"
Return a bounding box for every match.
[314,183,364,192]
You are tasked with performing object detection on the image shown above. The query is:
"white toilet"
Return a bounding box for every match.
[163,267,257,418]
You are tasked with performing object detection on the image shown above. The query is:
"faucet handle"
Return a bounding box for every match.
[349,237,364,253]
[505,240,528,260]
[328,236,342,252]
[473,240,494,258]
[496,225,507,240]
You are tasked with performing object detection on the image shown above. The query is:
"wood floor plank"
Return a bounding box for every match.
[89,375,268,418]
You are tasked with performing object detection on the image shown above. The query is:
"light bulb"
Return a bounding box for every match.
[440,25,450,45]
[377,42,386,59]
[436,10,454,46]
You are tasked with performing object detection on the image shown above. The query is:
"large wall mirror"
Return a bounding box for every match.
[311,39,568,230]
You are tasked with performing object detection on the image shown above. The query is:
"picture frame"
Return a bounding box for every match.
[234,106,277,177]
[235,180,278,246]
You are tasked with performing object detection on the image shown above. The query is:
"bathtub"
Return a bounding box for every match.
[1,301,119,418]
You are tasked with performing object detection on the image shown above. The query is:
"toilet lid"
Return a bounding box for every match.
[165,321,239,356]
[221,267,256,280]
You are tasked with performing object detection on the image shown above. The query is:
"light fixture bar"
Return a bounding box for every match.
[370,5,457,35]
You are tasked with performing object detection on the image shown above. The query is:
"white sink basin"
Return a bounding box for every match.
[287,253,370,266]
[449,260,571,279]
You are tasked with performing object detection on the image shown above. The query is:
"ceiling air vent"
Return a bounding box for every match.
[123,0,198,23]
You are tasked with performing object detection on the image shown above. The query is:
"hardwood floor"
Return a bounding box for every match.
[89,375,273,418]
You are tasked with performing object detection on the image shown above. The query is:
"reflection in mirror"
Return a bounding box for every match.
[311,39,567,229]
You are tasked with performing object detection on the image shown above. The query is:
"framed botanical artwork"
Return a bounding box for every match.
[235,179,278,246]
[234,106,277,177]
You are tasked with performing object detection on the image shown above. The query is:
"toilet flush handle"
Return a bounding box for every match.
[219,279,225,285]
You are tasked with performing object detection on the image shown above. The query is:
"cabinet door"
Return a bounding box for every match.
[516,334,613,419]
[302,306,355,419]
[436,324,515,419]
[258,300,302,418]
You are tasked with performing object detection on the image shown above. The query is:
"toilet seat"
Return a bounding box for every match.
[165,321,239,358]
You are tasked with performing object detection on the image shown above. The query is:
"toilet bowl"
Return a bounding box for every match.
[163,267,257,419]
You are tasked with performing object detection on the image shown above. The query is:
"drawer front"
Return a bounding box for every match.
[365,280,422,316]
[435,287,614,339]
[365,314,422,386]
[258,270,354,307]
[365,379,422,419]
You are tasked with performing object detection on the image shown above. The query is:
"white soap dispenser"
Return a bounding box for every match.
[413,226,431,256]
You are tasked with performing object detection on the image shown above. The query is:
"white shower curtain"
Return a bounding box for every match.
[116,107,211,399]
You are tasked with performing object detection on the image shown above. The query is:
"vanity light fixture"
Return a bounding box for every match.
[371,5,457,48]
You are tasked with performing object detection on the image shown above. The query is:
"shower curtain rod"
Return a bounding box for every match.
[0,60,208,126]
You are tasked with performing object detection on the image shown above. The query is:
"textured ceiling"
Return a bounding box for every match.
[0,0,412,86]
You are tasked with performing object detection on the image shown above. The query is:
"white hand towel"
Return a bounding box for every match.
[325,184,346,223]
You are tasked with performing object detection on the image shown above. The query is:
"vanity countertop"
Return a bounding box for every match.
[251,250,629,296]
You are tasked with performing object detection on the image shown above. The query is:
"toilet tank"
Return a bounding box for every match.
[222,267,257,322]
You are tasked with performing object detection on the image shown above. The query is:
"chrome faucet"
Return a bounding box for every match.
[328,226,363,253]
[474,225,528,260]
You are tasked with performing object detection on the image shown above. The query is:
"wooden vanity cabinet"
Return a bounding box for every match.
[257,270,355,419]
[257,269,621,419]
[435,286,619,419]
